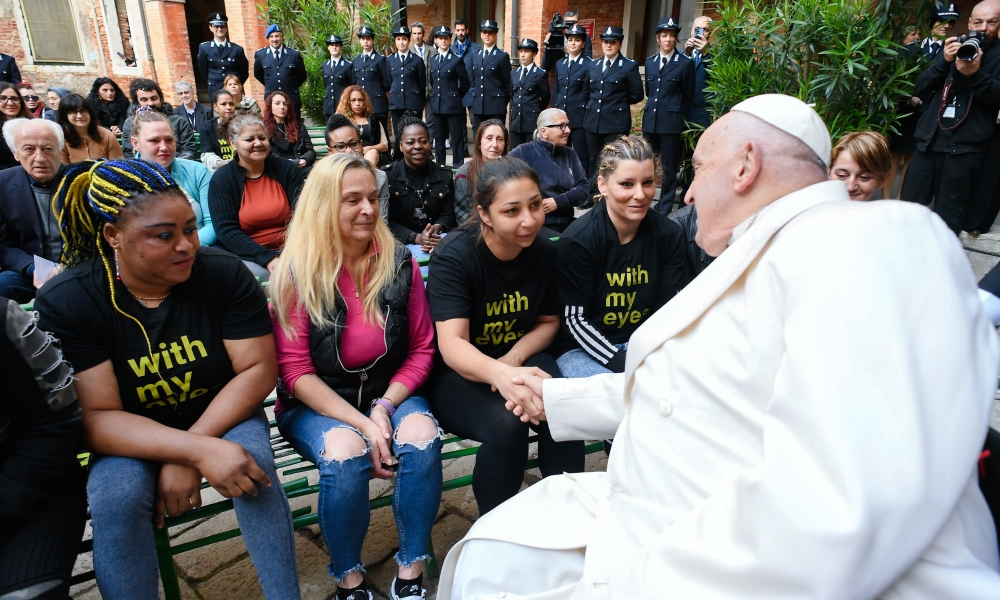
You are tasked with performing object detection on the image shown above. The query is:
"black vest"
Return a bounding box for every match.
[277,245,413,410]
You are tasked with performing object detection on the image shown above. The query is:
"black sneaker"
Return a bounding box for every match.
[339,588,373,600]
[390,577,427,600]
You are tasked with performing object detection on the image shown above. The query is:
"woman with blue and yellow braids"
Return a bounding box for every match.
[34,159,301,599]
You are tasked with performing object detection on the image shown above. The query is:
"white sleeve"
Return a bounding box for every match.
[201,152,222,173]
[544,372,626,442]
[582,209,1000,599]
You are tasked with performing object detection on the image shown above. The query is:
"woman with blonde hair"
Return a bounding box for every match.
[224,74,261,116]
[270,153,440,600]
[829,131,892,202]
[336,85,388,167]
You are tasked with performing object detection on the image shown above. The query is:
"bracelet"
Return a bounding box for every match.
[371,397,396,416]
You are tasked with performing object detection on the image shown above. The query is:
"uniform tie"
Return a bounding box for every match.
[604,59,611,73]
[660,56,667,73]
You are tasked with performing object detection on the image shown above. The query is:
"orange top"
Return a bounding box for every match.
[239,174,291,250]
[60,127,124,164]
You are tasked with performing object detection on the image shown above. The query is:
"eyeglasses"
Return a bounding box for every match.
[543,122,571,131]
[329,139,362,151]
[22,95,39,102]
[0,96,22,104]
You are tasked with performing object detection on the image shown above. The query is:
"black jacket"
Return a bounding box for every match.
[469,47,513,115]
[642,52,696,135]
[269,121,316,166]
[553,56,591,127]
[430,52,470,115]
[584,55,644,134]
[388,52,427,112]
[353,52,392,115]
[277,245,413,411]
[0,166,60,275]
[0,54,20,84]
[322,57,355,115]
[0,298,82,535]
[254,46,308,108]
[384,159,457,244]
[173,102,214,131]
[509,63,551,133]
[913,39,1000,154]
[208,155,304,266]
[198,40,250,99]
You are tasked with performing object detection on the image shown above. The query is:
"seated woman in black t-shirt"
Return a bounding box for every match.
[199,89,237,173]
[555,136,690,379]
[426,156,585,514]
[35,160,300,599]
[384,115,456,250]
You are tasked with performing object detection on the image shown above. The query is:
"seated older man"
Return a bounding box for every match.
[0,118,66,303]
[439,94,1000,599]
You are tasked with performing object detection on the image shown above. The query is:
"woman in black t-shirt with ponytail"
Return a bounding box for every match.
[427,156,585,515]
[35,159,300,599]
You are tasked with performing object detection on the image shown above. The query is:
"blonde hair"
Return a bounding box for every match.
[270,153,399,339]
[830,131,892,179]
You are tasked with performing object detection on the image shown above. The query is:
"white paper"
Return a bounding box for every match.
[33,255,57,282]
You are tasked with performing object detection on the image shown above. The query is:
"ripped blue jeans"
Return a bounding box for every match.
[276,395,442,580]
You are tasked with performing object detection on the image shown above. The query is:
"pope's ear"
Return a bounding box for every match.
[733,141,761,194]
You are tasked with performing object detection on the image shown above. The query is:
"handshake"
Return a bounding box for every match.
[492,360,551,425]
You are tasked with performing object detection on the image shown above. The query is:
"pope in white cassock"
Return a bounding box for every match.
[438,94,1000,599]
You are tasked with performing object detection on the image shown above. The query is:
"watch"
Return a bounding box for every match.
[371,397,396,416]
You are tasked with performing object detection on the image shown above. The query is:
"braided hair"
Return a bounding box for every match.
[52,159,184,383]
[393,114,429,160]
[594,135,662,204]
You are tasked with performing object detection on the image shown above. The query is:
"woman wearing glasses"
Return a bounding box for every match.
[508,109,589,233]
[0,83,32,170]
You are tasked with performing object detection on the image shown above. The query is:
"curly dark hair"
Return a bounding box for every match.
[87,78,129,130]
[262,91,300,143]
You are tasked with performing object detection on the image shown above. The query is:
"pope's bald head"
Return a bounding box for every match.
[685,110,829,257]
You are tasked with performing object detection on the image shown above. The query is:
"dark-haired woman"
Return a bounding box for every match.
[57,93,124,164]
[336,85,388,168]
[263,91,315,178]
[555,136,688,380]
[209,114,303,281]
[0,83,31,170]
[384,116,456,249]
[35,159,300,599]
[0,300,86,600]
[427,156,585,514]
[199,89,237,173]
[454,119,507,224]
[271,154,440,600]
[87,77,129,136]
[16,82,42,118]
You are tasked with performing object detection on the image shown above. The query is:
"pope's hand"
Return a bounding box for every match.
[506,373,548,424]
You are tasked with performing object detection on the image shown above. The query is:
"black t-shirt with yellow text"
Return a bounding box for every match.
[36,247,272,430]
[427,228,559,360]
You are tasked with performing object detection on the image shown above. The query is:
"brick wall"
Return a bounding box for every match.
[407,0,452,33]
[227,0,268,101]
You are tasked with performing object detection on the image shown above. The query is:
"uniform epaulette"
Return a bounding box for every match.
[646,54,657,61]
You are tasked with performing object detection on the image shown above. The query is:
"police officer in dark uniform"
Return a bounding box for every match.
[916,3,960,60]
[388,25,427,136]
[253,24,308,112]
[468,19,512,134]
[583,26,644,176]
[508,39,550,149]
[0,53,21,85]
[197,13,249,100]
[322,34,354,121]
[643,17,695,212]
[353,25,391,146]
[552,24,592,172]
[429,26,470,167]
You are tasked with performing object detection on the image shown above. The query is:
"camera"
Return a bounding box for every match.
[547,12,565,48]
[957,30,986,61]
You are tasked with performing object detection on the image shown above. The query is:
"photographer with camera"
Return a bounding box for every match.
[683,16,712,129]
[543,10,593,72]
[899,0,1000,234]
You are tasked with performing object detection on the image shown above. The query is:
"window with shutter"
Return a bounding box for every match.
[20,0,84,64]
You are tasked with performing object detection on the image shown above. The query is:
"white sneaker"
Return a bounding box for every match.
[390,577,427,600]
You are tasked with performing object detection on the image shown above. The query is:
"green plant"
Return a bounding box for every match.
[258,0,399,123]
[704,0,935,141]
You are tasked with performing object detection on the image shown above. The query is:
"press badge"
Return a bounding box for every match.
[943,105,957,119]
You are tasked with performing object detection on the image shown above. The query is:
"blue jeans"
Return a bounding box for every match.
[276,395,442,580]
[0,269,35,304]
[87,410,300,600]
[557,343,628,378]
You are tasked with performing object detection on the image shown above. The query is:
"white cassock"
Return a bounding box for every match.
[440,181,1000,599]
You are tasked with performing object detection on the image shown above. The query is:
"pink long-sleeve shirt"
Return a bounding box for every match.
[271,257,435,415]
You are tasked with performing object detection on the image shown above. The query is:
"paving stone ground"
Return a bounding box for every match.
[68,225,1000,600]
